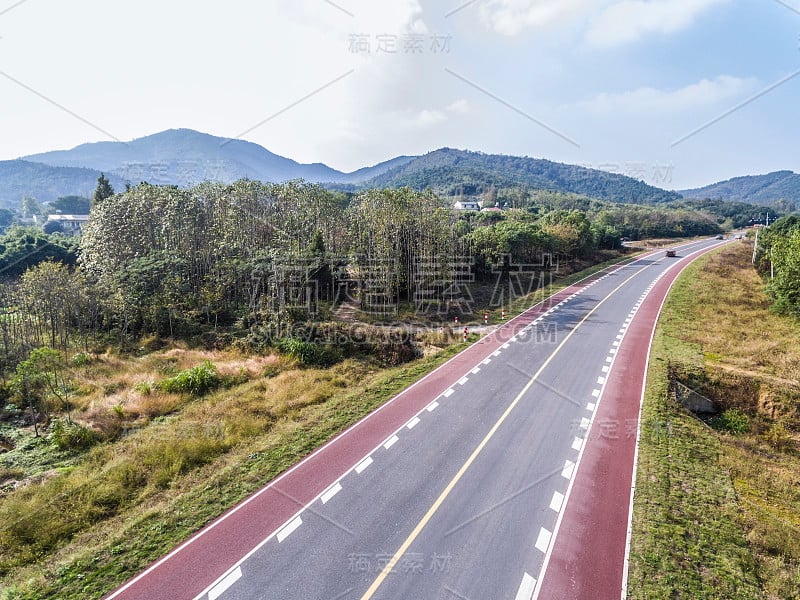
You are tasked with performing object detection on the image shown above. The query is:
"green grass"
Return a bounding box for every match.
[628,328,761,598]
[0,248,650,599]
[629,242,800,599]
[0,345,466,600]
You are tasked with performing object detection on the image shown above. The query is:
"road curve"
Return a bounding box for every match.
[105,239,724,600]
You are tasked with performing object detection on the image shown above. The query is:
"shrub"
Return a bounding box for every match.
[220,368,249,389]
[156,361,220,396]
[49,419,97,450]
[69,352,91,367]
[711,408,751,435]
[764,422,794,452]
[275,338,342,367]
[133,381,153,395]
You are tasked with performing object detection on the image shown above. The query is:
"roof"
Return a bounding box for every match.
[47,214,90,222]
[454,201,481,210]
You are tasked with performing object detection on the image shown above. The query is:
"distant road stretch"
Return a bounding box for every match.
[106,239,724,600]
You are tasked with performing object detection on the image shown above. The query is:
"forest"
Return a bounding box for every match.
[0,176,780,403]
[0,177,768,377]
[0,175,790,599]
[754,215,800,316]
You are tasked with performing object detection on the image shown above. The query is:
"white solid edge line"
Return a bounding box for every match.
[620,242,715,599]
[193,244,710,600]
[528,239,717,600]
[115,246,690,600]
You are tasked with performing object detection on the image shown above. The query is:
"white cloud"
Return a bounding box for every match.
[587,0,728,47]
[480,0,604,36]
[578,75,758,113]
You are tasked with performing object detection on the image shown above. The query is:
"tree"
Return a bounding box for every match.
[0,227,80,279]
[766,229,800,316]
[43,220,63,235]
[0,208,13,233]
[50,195,91,215]
[20,196,43,220]
[11,348,74,435]
[93,173,115,208]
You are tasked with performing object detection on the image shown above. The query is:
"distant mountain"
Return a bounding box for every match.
[681,171,800,206]
[337,155,416,184]
[21,129,408,188]
[24,129,800,211]
[357,148,682,204]
[0,160,124,209]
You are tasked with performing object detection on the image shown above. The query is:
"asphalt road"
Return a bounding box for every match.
[107,238,724,600]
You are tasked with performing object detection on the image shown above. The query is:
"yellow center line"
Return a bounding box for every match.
[360,260,658,599]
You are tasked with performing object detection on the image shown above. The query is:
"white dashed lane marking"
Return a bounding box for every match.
[321,482,342,504]
[355,457,373,474]
[515,573,537,600]
[535,528,552,553]
[208,567,242,600]
[277,516,302,543]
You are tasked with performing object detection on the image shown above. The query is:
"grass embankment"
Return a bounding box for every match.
[0,252,646,600]
[0,345,466,599]
[629,241,800,599]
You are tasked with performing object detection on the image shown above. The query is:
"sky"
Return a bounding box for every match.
[0,0,798,189]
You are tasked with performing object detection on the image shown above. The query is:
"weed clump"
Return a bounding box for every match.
[156,362,220,396]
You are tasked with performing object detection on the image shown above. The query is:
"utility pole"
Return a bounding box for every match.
[752,226,759,264]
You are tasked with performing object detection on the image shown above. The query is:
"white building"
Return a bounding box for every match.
[46,214,90,236]
[453,201,481,211]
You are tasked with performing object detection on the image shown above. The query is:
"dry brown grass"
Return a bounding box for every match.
[67,348,283,433]
[635,240,800,599]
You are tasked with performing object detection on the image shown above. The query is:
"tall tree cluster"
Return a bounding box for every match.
[756,216,800,316]
[0,178,623,373]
